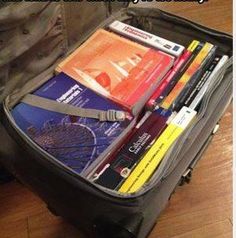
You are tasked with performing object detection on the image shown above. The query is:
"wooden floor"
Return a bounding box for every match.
[0,1,232,238]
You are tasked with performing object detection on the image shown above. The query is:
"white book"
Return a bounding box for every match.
[109,20,185,57]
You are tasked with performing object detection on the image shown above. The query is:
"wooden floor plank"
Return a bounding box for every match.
[136,0,232,33]
[0,218,29,238]
[172,220,232,238]
[150,200,232,238]
[0,182,48,224]
[27,211,81,238]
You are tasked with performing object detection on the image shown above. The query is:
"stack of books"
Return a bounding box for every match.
[11,20,228,193]
[87,22,228,193]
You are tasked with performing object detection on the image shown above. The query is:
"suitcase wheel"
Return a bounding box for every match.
[179,169,192,186]
[47,205,60,217]
[93,222,135,238]
[0,167,14,184]
[93,213,143,238]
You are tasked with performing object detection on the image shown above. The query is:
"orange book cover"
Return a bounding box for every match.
[57,29,174,112]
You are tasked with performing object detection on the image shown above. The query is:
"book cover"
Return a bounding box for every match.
[109,20,185,57]
[119,106,197,194]
[90,108,172,189]
[56,29,174,114]
[11,73,133,175]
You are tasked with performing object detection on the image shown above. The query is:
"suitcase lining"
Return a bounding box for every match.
[2,7,233,198]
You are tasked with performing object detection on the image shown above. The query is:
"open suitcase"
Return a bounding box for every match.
[0,2,233,238]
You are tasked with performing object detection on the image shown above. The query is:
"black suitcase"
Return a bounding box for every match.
[0,165,13,184]
[0,3,232,238]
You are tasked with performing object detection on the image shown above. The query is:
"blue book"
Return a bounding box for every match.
[12,73,134,175]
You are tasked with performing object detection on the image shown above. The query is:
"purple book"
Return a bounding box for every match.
[12,73,133,175]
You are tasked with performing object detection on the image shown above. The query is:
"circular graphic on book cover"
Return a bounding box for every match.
[27,117,123,174]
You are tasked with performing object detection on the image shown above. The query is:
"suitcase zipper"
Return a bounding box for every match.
[126,8,232,39]
[2,8,233,199]
[163,79,232,177]
[3,56,232,199]
[160,11,232,39]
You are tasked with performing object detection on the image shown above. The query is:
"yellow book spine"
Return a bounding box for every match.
[187,40,200,52]
[119,106,197,194]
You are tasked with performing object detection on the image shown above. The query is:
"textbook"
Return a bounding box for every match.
[146,40,201,110]
[56,29,174,115]
[109,20,185,57]
[119,106,197,194]
[11,73,135,175]
[90,108,172,189]
[188,55,229,110]
[161,42,215,111]
[171,45,217,112]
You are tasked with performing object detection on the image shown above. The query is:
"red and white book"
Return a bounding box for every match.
[56,29,174,115]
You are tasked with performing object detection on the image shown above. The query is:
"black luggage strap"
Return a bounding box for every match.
[21,94,126,122]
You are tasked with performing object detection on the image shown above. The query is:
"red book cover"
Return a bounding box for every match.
[56,29,174,113]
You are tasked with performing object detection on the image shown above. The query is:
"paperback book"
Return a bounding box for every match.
[109,20,185,57]
[90,108,172,189]
[146,40,202,110]
[188,55,229,110]
[119,106,197,194]
[161,42,215,111]
[56,29,174,115]
[11,73,134,175]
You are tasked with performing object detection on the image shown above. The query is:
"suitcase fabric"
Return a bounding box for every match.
[0,165,13,184]
[0,3,232,238]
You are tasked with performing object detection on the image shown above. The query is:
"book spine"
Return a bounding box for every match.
[189,55,229,110]
[119,106,197,194]
[161,42,214,110]
[172,46,217,112]
[146,40,200,110]
[91,108,171,189]
[109,20,185,57]
[183,56,220,108]
[152,41,204,109]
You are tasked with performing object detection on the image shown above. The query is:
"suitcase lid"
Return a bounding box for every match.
[0,2,129,102]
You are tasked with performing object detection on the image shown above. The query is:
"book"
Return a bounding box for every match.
[89,108,172,189]
[56,29,174,115]
[109,20,185,57]
[171,45,217,112]
[161,42,215,110]
[189,55,229,110]
[119,106,197,194]
[11,73,135,175]
[146,40,201,110]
